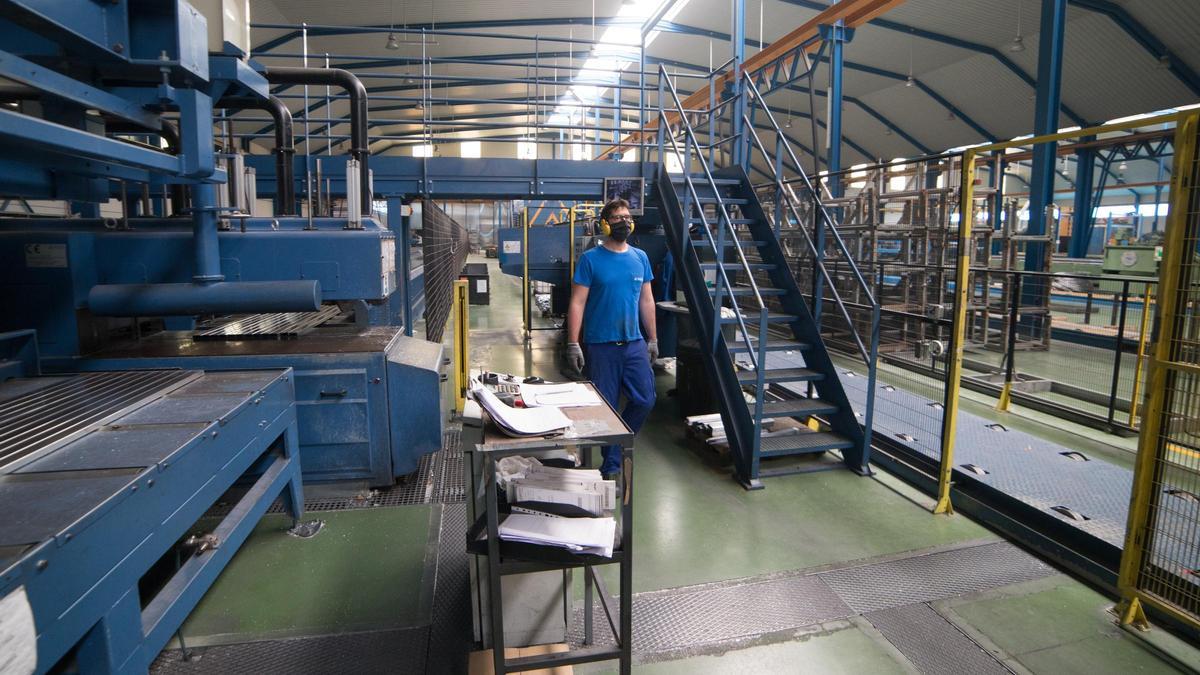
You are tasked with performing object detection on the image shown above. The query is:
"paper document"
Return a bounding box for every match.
[518,382,604,408]
[498,514,617,557]
[472,384,572,437]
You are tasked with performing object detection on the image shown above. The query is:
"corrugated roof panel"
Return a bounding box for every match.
[846,24,975,79]
[1057,13,1194,123]
[1111,0,1200,81]
[916,51,1054,144]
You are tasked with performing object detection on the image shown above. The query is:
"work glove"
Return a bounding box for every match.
[647,339,659,362]
[566,342,586,373]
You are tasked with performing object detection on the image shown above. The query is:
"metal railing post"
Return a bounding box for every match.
[1106,279,1131,428]
[997,272,1022,412]
[452,279,469,414]
[934,148,977,516]
[1128,281,1153,426]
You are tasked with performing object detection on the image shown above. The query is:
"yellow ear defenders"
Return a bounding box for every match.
[599,215,635,236]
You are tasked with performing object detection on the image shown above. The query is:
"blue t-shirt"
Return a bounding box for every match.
[573,245,654,344]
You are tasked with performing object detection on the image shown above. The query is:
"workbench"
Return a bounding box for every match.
[0,368,304,674]
[466,382,634,675]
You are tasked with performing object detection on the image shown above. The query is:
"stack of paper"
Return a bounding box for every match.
[518,382,604,408]
[472,384,572,437]
[507,465,616,515]
[498,513,617,557]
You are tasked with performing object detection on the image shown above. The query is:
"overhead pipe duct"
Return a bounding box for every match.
[87,183,321,316]
[220,96,296,215]
[261,67,372,211]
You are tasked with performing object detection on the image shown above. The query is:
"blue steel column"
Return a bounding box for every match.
[731,0,747,169]
[1025,0,1067,272]
[820,21,852,198]
[1069,139,1097,258]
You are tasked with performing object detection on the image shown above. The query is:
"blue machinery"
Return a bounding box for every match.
[0,2,447,672]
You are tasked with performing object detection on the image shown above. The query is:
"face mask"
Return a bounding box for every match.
[609,223,631,242]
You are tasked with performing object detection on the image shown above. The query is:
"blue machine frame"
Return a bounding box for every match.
[0,367,304,674]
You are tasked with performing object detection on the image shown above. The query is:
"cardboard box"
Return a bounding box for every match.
[468,643,572,675]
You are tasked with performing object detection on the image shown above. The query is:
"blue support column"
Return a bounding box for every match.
[1025,0,1067,272]
[731,0,747,169]
[819,21,852,198]
[1069,139,1097,258]
[1152,157,1165,231]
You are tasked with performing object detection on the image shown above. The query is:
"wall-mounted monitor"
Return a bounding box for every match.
[603,177,645,215]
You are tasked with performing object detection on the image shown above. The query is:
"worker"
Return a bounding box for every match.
[566,198,658,481]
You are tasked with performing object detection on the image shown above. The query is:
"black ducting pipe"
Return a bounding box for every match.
[106,119,188,214]
[261,67,371,210]
[220,95,296,215]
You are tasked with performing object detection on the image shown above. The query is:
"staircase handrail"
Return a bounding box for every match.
[742,74,877,307]
[743,118,871,364]
[658,65,767,368]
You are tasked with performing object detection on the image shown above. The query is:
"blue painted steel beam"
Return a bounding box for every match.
[821,22,853,196]
[1025,0,1067,274]
[0,49,161,129]
[0,108,183,175]
[777,0,1090,127]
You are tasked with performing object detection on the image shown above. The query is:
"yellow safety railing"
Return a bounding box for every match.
[1117,109,1200,633]
[452,279,470,414]
[941,110,1187,516]
[522,207,530,341]
[1129,282,1154,427]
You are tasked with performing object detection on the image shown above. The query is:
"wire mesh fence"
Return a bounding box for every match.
[421,200,469,343]
[1128,114,1200,624]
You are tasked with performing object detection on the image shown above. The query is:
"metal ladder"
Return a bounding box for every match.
[653,65,880,489]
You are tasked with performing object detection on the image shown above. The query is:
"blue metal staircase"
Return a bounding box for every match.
[653,66,880,489]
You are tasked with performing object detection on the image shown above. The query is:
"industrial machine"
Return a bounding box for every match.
[0,1,444,671]
[0,0,445,488]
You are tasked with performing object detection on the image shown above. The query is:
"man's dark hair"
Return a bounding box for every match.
[600,198,631,222]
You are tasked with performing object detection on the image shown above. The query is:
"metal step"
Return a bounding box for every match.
[728,339,810,353]
[700,262,775,271]
[688,218,755,225]
[692,197,749,205]
[707,287,787,297]
[718,311,798,324]
[759,429,854,457]
[671,176,741,186]
[756,397,839,419]
[692,238,766,248]
[737,367,824,384]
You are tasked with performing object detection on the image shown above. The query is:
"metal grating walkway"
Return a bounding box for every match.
[567,541,1054,661]
[866,603,1011,675]
[757,349,1200,581]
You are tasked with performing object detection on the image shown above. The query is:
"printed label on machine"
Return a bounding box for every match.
[503,240,521,254]
[0,586,37,675]
[476,279,487,293]
[24,243,67,268]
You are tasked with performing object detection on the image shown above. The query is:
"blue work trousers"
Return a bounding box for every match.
[586,339,656,475]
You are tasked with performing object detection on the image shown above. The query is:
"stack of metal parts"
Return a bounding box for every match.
[685,413,784,449]
[421,201,470,342]
[193,305,343,342]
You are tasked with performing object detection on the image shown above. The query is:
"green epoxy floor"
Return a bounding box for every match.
[168,256,1198,672]
[174,507,435,647]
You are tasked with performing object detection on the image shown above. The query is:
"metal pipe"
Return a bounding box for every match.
[105,119,188,214]
[220,96,296,215]
[264,66,371,209]
[88,280,321,316]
